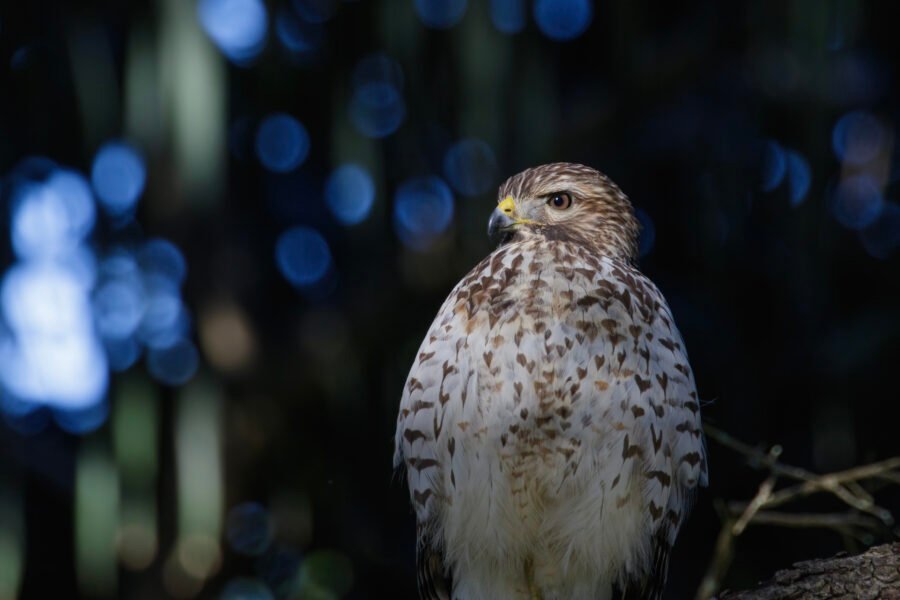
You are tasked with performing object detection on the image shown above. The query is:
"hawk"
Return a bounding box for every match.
[394,163,707,600]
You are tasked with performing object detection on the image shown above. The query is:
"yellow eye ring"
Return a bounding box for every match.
[547,192,573,210]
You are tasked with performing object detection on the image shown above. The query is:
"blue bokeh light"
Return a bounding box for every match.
[443,139,498,196]
[832,111,886,166]
[533,0,592,41]
[349,55,405,139]
[255,114,310,173]
[276,227,333,287]
[227,503,274,557]
[93,280,144,340]
[635,207,656,257]
[275,8,324,58]
[222,578,275,600]
[394,176,455,250]
[491,0,526,33]
[785,150,812,207]
[349,83,406,139]
[91,142,146,217]
[291,0,338,23]
[139,239,188,287]
[0,263,108,410]
[760,140,786,192]
[98,249,140,282]
[830,175,884,230]
[198,0,268,64]
[138,282,190,350]
[325,164,376,225]
[415,0,468,29]
[11,173,96,259]
[861,202,900,259]
[103,336,142,372]
[146,338,199,386]
[55,400,109,435]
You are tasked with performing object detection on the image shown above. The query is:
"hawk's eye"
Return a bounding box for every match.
[547,193,573,210]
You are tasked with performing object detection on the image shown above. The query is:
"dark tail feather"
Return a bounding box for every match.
[617,531,672,600]
[417,538,453,600]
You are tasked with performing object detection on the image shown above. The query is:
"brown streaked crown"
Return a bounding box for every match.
[497,162,640,261]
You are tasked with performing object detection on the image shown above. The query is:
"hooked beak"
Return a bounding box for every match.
[487,196,520,244]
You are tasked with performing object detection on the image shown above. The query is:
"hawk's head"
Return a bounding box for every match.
[487,162,640,261]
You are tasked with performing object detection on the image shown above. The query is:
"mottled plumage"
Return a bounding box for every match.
[395,163,707,600]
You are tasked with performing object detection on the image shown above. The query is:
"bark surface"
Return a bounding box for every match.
[720,543,900,599]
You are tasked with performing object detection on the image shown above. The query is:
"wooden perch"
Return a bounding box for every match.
[719,542,900,599]
[696,424,900,599]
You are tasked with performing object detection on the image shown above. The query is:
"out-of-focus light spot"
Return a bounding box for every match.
[832,111,886,166]
[139,239,188,287]
[292,0,338,23]
[760,140,786,192]
[325,164,375,225]
[94,280,144,339]
[103,336,142,372]
[255,114,310,173]
[491,0,526,33]
[0,263,108,410]
[147,338,199,386]
[861,203,900,259]
[176,534,222,580]
[394,176,454,250]
[55,401,109,434]
[635,208,656,257]
[101,248,140,279]
[226,503,273,557]
[222,578,274,600]
[11,174,96,259]
[414,0,467,29]
[91,142,146,217]
[785,149,812,206]
[831,175,884,230]
[296,550,354,598]
[349,83,406,139]
[276,227,332,287]
[2,263,88,335]
[533,0,592,41]
[199,302,257,372]
[139,284,190,350]
[349,55,405,139]
[275,8,323,58]
[443,139,498,196]
[198,0,268,64]
[117,522,158,571]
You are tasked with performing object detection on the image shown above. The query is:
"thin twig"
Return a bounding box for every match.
[696,423,900,600]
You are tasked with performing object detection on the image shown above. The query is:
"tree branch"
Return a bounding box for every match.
[696,424,900,599]
[719,542,900,599]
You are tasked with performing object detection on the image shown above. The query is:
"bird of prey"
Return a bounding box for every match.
[394,163,707,600]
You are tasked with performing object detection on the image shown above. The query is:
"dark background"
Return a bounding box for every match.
[1,0,899,598]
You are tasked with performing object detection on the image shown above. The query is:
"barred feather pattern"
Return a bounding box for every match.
[394,164,707,600]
